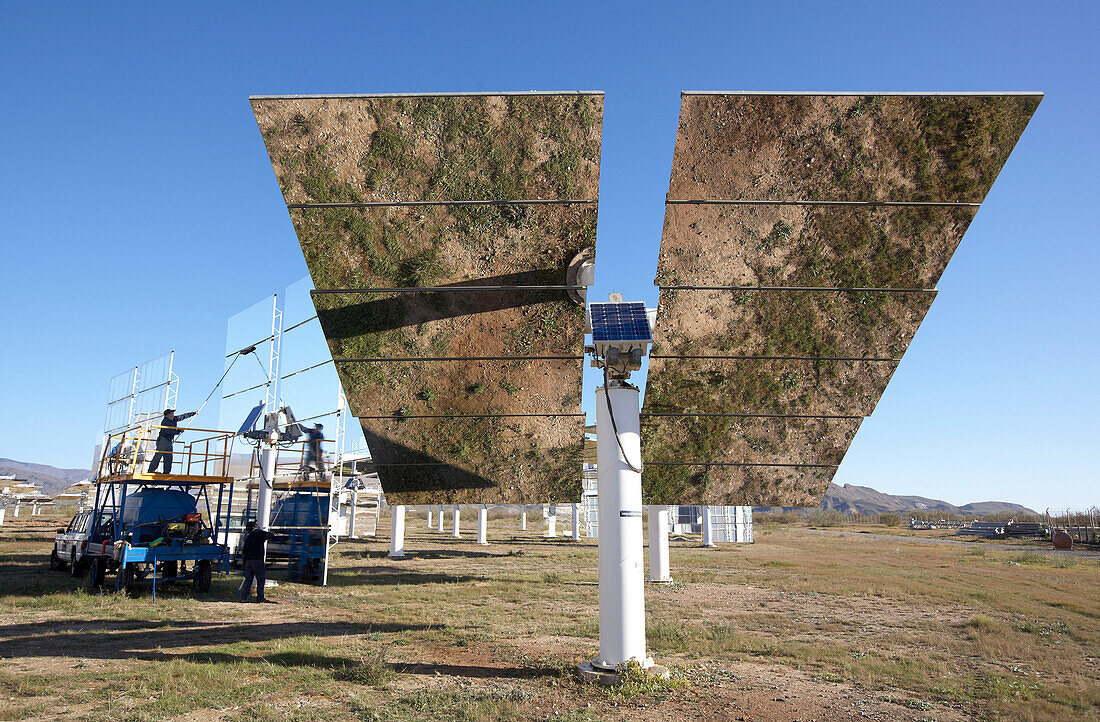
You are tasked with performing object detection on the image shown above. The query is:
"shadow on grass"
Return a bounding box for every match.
[0,620,431,662]
[177,651,560,681]
[324,566,485,587]
[393,661,561,679]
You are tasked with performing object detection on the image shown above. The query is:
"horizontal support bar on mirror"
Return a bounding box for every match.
[252,90,605,99]
[282,315,318,333]
[658,285,937,293]
[357,413,586,419]
[648,355,900,362]
[335,356,584,362]
[289,199,598,209]
[312,285,585,294]
[646,461,840,469]
[280,359,333,380]
[666,199,979,207]
[640,412,864,420]
[681,90,1043,97]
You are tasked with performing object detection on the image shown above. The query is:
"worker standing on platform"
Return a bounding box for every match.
[303,423,325,482]
[147,409,197,474]
[237,521,275,603]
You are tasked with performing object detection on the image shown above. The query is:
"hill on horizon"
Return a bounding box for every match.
[0,458,91,497]
[820,483,1039,517]
[1,457,1042,517]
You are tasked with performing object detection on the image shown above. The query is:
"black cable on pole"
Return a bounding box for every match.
[603,363,643,474]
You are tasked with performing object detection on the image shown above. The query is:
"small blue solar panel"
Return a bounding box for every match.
[236,402,265,436]
[590,302,652,343]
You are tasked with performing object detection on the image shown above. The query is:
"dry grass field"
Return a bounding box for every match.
[0,513,1097,721]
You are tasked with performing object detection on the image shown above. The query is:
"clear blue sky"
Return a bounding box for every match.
[1,2,1096,511]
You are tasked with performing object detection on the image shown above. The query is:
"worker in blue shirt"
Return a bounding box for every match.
[147,409,197,474]
[237,521,275,603]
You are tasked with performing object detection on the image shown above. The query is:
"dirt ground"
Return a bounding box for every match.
[0,514,1097,721]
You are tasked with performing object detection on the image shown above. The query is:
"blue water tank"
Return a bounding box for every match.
[121,489,198,543]
[271,493,328,529]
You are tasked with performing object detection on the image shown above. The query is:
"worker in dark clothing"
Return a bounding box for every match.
[147,409,197,474]
[303,423,325,482]
[237,521,275,603]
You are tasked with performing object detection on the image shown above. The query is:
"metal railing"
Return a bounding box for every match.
[96,423,235,481]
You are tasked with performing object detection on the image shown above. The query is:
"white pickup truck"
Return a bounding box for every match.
[50,510,112,576]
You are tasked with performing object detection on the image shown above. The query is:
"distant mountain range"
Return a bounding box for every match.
[0,458,91,496]
[0,458,1041,517]
[820,483,1038,516]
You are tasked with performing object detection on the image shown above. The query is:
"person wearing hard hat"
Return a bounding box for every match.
[147,409,197,474]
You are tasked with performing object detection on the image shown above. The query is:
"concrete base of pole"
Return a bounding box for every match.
[647,505,673,584]
[477,505,488,545]
[701,505,717,548]
[388,505,406,559]
[427,509,433,529]
[544,505,557,538]
[520,506,527,531]
[571,502,581,541]
[437,506,445,533]
[576,661,669,686]
[451,504,461,538]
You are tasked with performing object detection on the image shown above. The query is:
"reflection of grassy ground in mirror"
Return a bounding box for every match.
[1,512,1097,720]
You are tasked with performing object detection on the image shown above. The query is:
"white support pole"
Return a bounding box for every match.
[592,382,650,669]
[12,506,18,518]
[544,504,557,538]
[388,505,406,559]
[571,502,581,541]
[702,505,716,548]
[452,504,461,538]
[647,506,672,583]
[348,490,358,538]
[477,505,488,545]
[520,505,527,531]
[437,505,445,532]
[0,508,5,525]
[427,507,433,529]
[257,444,276,533]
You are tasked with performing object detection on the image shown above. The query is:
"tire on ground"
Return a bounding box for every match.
[192,559,212,594]
[83,557,105,593]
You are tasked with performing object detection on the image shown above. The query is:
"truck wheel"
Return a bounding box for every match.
[83,557,105,593]
[122,564,141,598]
[50,548,66,571]
[192,560,212,594]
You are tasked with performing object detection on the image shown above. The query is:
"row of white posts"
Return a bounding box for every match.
[0,504,47,525]
[389,502,582,558]
[385,500,723,580]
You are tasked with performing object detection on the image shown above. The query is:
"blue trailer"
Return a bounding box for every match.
[85,424,236,599]
[268,487,328,583]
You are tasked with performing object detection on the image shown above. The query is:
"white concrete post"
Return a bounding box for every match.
[647,506,672,583]
[0,508,5,525]
[702,505,716,547]
[12,506,19,518]
[592,382,649,669]
[520,505,527,531]
[257,445,276,532]
[477,505,488,545]
[571,502,581,541]
[452,504,461,538]
[427,507,433,529]
[545,504,557,537]
[388,505,406,559]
